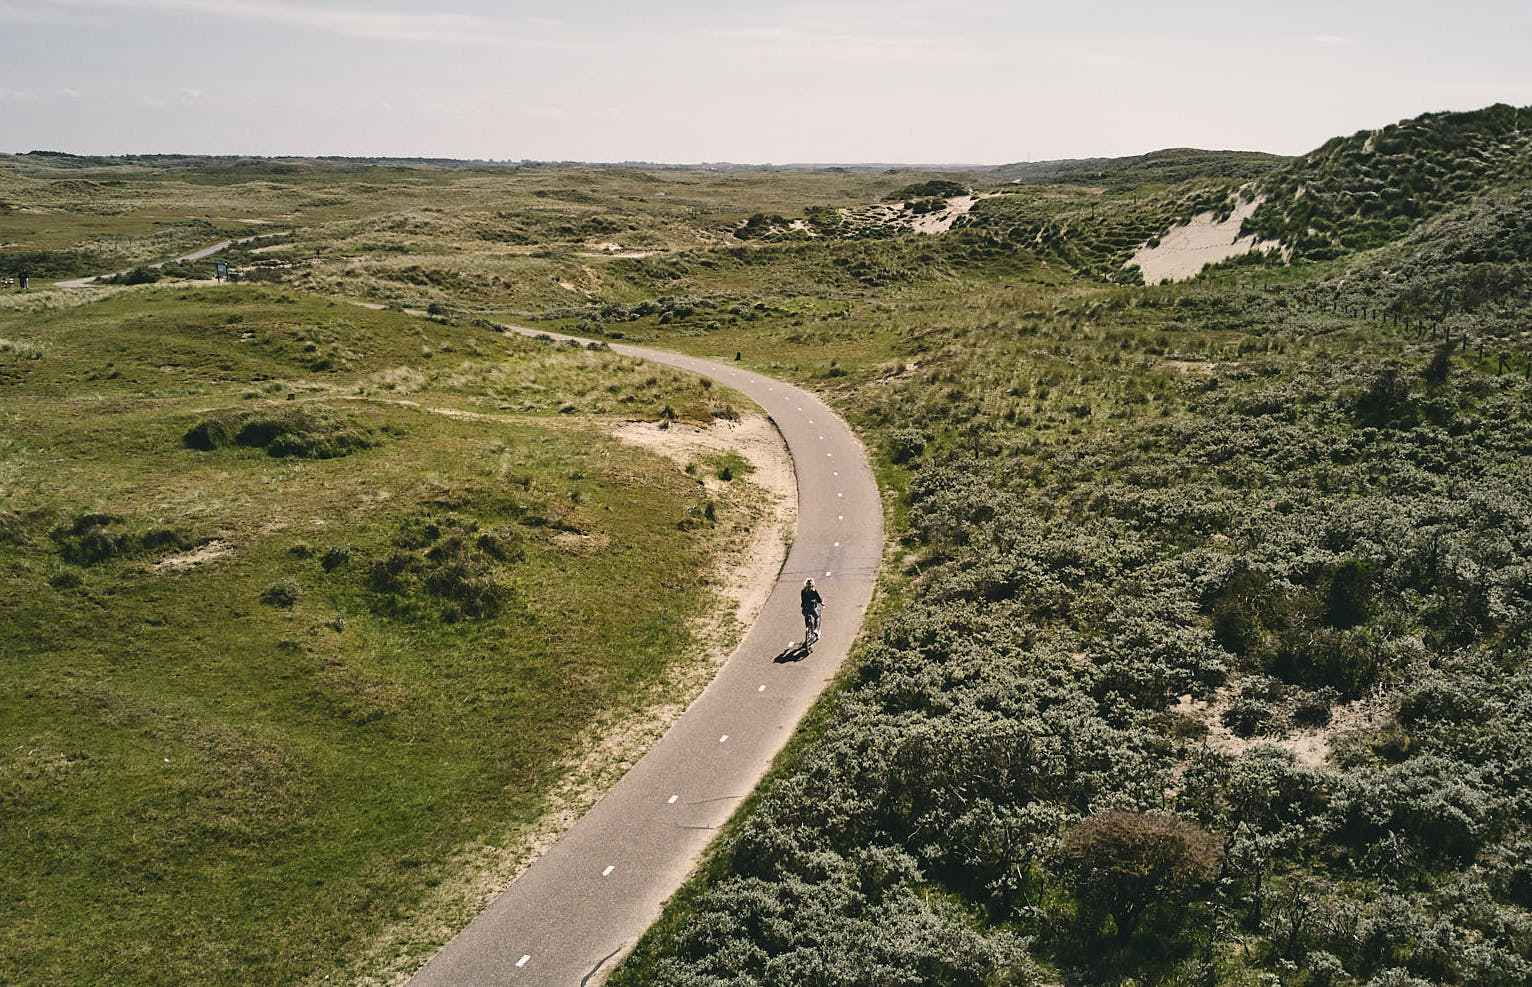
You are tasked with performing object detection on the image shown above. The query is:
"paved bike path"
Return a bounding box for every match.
[408,333,883,985]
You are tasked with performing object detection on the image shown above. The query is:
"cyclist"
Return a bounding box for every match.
[801,578,824,647]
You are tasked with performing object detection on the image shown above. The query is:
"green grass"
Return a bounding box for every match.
[0,287,750,984]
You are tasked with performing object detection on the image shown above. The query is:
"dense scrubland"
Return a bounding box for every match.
[4,102,1531,986]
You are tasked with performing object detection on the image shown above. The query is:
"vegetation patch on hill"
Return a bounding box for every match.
[183,404,381,458]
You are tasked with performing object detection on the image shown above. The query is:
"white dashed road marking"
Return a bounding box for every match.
[667,794,678,804]
[516,955,530,969]
[602,865,615,877]
[758,685,766,692]
[719,735,729,743]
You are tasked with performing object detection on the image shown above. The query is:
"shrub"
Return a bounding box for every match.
[50,512,130,565]
[886,426,929,465]
[368,550,421,595]
[367,515,515,619]
[1061,811,1223,935]
[422,532,507,617]
[1268,628,1380,697]
[48,513,190,564]
[1356,368,1416,427]
[1292,692,1336,727]
[1323,559,1374,629]
[473,528,524,563]
[320,545,351,571]
[140,525,190,553]
[1206,567,1285,659]
[184,406,379,459]
[182,412,242,451]
[259,579,301,608]
[0,510,28,544]
[109,266,159,285]
[1222,696,1278,737]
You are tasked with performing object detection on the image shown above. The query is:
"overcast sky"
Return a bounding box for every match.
[2,0,1529,163]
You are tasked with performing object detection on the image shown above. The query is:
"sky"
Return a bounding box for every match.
[1,0,1530,164]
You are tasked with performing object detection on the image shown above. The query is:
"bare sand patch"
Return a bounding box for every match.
[1129,195,1281,284]
[154,540,233,570]
[581,242,657,258]
[1157,358,1219,375]
[909,193,987,234]
[609,416,795,631]
[1174,688,1387,768]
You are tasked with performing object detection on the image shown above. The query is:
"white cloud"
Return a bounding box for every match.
[1311,34,1354,45]
[689,22,980,66]
[36,0,607,50]
[0,87,84,103]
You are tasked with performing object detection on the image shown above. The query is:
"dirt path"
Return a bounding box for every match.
[55,233,282,288]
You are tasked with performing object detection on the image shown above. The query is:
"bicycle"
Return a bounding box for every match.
[803,604,822,648]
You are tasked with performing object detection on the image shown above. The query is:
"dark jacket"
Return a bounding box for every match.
[801,586,823,615]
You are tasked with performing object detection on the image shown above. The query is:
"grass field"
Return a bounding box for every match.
[0,280,759,984]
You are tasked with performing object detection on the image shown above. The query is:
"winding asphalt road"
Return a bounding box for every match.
[407,331,884,985]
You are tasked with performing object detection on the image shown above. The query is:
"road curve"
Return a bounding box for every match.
[54,234,278,288]
[408,330,884,985]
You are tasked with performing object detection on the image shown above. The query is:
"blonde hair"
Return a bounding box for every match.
[804,578,815,588]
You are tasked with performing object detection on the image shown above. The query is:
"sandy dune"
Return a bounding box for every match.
[1129,195,1281,283]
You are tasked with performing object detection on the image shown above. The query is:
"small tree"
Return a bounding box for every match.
[1061,811,1223,936]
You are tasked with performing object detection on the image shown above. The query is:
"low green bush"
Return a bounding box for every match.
[183,406,380,459]
[259,579,301,608]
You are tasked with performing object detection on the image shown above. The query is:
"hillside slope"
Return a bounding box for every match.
[1244,103,1532,260]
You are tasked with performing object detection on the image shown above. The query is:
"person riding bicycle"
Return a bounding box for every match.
[801,578,824,647]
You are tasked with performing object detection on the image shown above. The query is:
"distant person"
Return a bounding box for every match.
[17,271,27,291]
[801,578,823,647]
